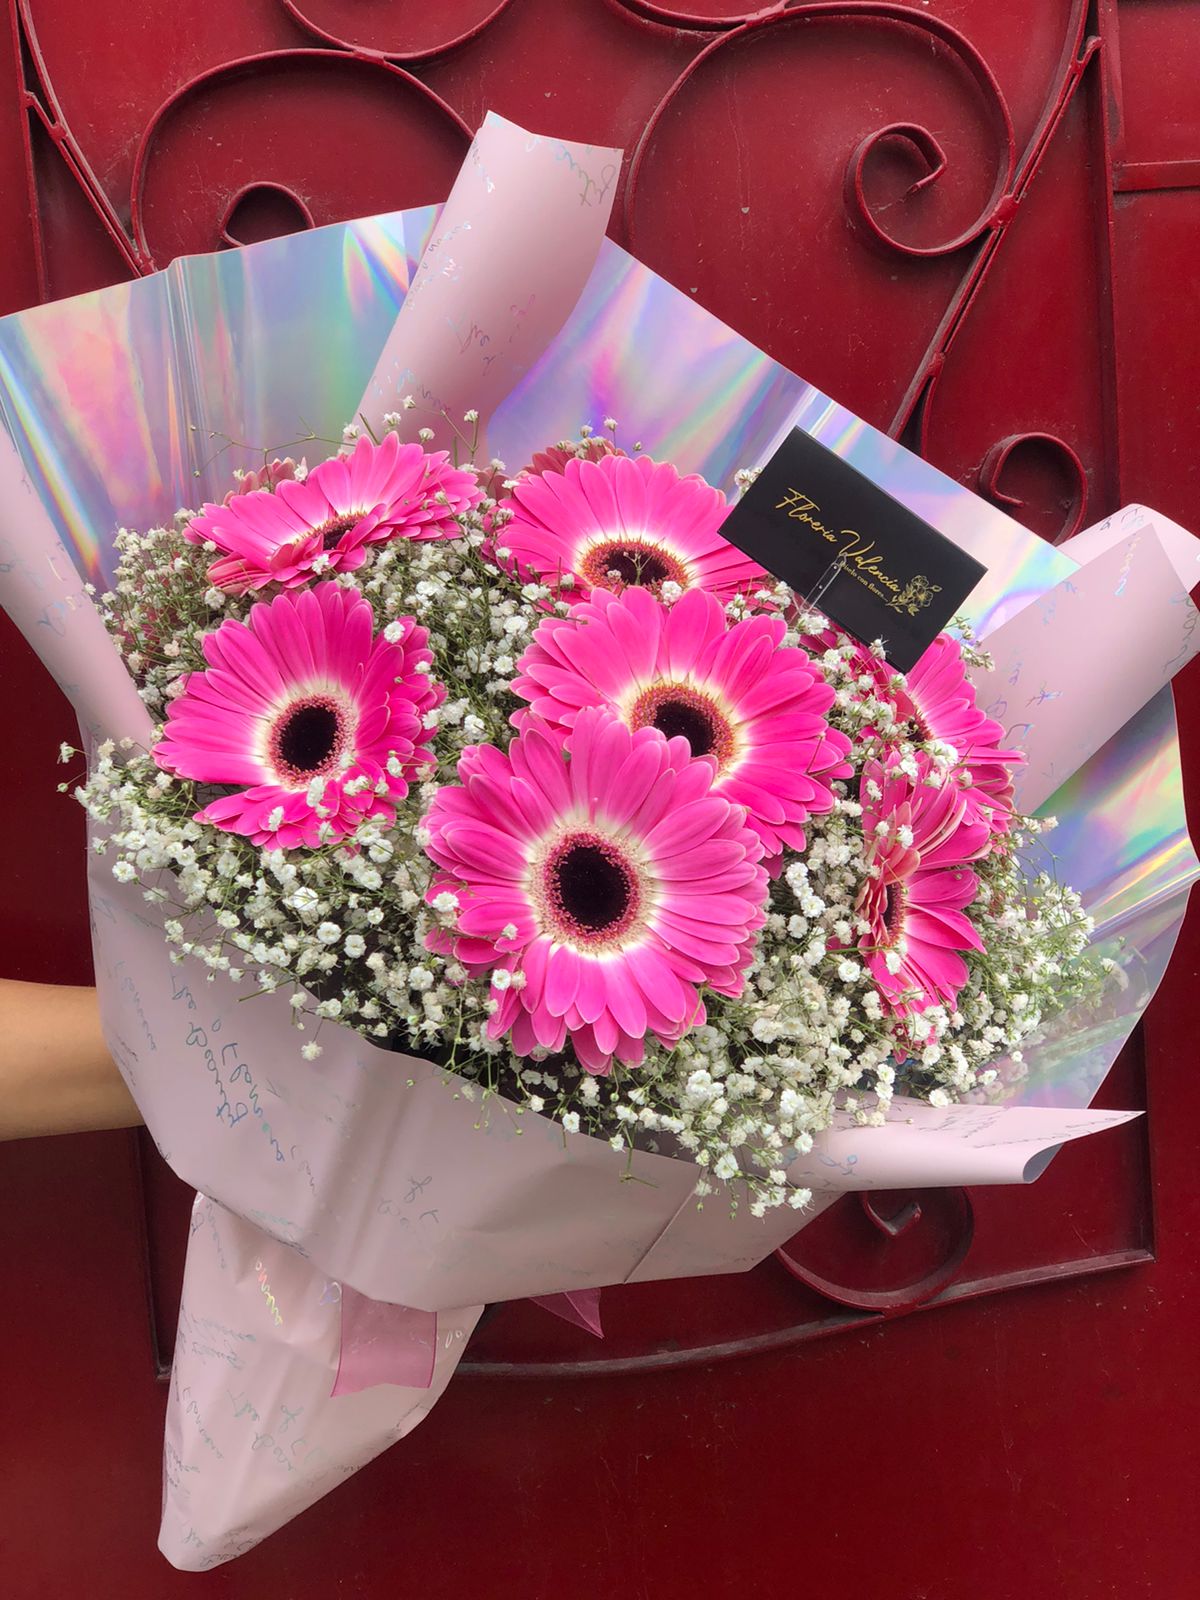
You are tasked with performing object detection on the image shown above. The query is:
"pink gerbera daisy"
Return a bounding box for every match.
[153,584,441,849]
[857,757,991,1016]
[222,456,303,505]
[186,432,481,593]
[522,436,623,479]
[512,586,852,859]
[424,708,769,1074]
[896,635,1023,825]
[493,452,767,602]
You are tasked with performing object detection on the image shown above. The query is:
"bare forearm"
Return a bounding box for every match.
[0,980,142,1140]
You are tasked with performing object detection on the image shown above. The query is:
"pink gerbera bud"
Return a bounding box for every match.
[222,457,304,504]
[522,437,623,479]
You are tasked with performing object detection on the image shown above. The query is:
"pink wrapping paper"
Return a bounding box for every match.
[359,112,619,442]
[92,854,1132,1315]
[1059,502,1200,592]
[0,111,1195,1567]
[970,524,1200,813]
[161,1196,480,1570]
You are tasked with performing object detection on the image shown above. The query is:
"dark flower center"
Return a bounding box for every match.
[269,694,349,785]
[280,704,338,771]
[543,833,641,946]
[555,843,630,929]
[881,882,907,942]
[608,547,671,586]
[630,681,734,768]
[653,699,717,756]
[316,513,362,551]
[580,538,687,595]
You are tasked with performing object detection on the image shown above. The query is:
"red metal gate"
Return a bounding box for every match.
[2,3,1198,1595]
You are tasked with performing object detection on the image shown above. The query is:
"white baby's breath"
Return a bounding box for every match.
[76,429,1100,1214]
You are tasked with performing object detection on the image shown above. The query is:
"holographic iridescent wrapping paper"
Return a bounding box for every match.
[1,113,1197,1569]
[1,191,1191,1112]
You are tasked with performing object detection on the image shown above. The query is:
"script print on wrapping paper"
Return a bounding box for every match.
[89,823,821,1312]
[973,528,1200,813]
[160,1196,483,1570]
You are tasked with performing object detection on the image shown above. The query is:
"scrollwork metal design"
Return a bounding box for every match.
[844,116,1015,260]
[129,49,470,269]
[626,3,1018,257]
[609,0,794,29]
[218,180,316,248]
[279,0,517,63]
[775,1189,976,1314]
[979,431,1089,543]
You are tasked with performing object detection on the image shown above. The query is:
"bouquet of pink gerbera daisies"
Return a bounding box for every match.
[2,115,1197,1567]
[74,420,1098,1206]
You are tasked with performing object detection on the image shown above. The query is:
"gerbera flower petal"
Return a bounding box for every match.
[545,944,581,1018]
[423,707,768,1073]
[906,904,984,951]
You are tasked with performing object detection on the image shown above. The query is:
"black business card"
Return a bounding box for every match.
[720,428,986,672]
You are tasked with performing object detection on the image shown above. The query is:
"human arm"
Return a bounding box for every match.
[0,979,142,1140]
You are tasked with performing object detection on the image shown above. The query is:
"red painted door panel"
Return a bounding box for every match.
[3,4,1199,1596]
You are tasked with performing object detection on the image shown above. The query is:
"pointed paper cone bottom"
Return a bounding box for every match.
[158,1197,481,1572]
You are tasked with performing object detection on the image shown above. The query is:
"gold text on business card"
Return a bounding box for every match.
[774,487,940,614]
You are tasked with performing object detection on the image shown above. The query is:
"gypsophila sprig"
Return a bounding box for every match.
[76,422,1100,1211]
